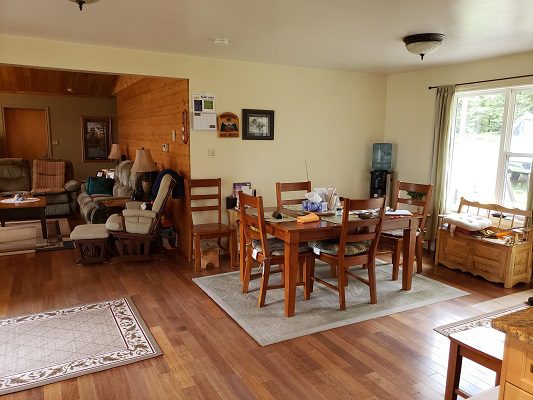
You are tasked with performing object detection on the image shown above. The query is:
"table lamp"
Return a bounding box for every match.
[107,144,122,165]
[131,148,158,197]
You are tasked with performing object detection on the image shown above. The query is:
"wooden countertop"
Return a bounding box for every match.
[492,306,533,344]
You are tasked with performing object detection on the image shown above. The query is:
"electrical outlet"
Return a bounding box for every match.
[207,148,216,158]
[162,144,169,152]
[172,130,176,142]
[52,139,59,145]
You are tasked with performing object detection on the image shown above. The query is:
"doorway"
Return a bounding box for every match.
[3,107,50,160]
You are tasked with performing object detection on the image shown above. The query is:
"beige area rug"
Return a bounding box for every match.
[0,218,73,256]
[193,262,468,346]
[0,298,161,395]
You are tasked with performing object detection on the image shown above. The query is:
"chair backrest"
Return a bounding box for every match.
[238,191,271,257]
[185,178,223,224]
[339,197,386,259]
[32,159,66,191]
[276,181,311,207]
[392,181,433,231]
[146,174,176,234]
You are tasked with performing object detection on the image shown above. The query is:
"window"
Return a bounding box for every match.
[445,86,533,211]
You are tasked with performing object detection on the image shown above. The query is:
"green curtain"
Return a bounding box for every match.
[427,85,456,244]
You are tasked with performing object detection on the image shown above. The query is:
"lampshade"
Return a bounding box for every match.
[131,148,157,173]
[403,33,445,60]
[107,144,122,160]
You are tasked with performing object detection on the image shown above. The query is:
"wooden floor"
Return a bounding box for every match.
[0,240,530,399]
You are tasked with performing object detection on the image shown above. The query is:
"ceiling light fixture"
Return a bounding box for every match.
[403,33,445,60]
[69,0,101,11]
[214,38,230,46]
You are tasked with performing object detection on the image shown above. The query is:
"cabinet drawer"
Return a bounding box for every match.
[503,382,533,399]
[472,256,502,277]
[506,337,533,394]
[473,242,506,262]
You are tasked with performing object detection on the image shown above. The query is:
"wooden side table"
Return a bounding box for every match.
[101,198,130,218]
[445,326,505,400]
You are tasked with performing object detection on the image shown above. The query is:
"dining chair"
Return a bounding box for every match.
[275,181,311,207]
[379,181,433,279]
[239,191,311,307]
[307,197,386,309]
[185,178,237,273]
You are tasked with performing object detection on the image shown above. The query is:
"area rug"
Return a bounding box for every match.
[193,262,468,346]
[0,298,161,395]
[0,218,73,256]
[434,302,529,337]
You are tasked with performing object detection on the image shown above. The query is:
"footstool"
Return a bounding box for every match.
[70,224,110,264]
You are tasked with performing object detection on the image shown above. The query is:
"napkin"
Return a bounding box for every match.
[305,192,323,203]
[297,213,320,223]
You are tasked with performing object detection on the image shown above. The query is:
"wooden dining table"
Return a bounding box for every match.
[232,207,423,317]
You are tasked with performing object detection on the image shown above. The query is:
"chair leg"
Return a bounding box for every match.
[258,261,271,307]
[309,257,316,293]
[303,255,311,300]
[329,263,337,278]
[368,260,377,304]
[188,233,193,262]
[194,235,202,273]
[242,248,253,293]
[230,231,237,268]
[416,237,423,274]
[392,243,401,281]
[338,262,346,311]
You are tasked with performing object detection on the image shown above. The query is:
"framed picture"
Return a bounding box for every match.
[217,112,240,138]
[242,109,274,140]
[81,116,112,162]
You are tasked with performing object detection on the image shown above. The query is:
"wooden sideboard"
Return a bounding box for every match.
[435,199,532,288]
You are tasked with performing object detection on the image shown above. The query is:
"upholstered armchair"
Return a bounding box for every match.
[105,174,176,260]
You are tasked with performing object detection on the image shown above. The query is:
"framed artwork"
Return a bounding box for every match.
[217,112,240,138]
[81,116,112,162]
[242,109,274,140]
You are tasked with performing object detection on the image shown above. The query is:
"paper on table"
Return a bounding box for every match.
[385,209,413,216]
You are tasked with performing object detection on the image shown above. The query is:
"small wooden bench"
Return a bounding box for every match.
[200,241,220,269]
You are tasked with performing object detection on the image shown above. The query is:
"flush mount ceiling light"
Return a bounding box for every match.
[69,0,101,11]
[403,33,445,60]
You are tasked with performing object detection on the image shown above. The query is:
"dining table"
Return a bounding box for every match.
[231,206,424,317]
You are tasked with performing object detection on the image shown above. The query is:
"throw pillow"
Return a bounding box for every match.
[86,177,115,196]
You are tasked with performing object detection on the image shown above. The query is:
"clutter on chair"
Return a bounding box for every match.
[77,160,142,224]
[275,181,311,207]
[185,178,237,273]
[307,197,386,309]
[105,174,176,261]
[239,191,311,307]
[379,181,433,279]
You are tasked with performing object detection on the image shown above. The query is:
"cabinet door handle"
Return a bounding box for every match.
[530,363,533,374]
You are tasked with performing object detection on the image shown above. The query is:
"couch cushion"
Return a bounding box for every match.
[251,237,309,256]
[86,177,115,195]
[71,224,109,240]
[45,192,70,205]
[32,160,65,192]
[106,213,123,231]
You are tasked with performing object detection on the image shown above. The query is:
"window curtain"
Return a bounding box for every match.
[528,169,533,212]
[427,85,456,243]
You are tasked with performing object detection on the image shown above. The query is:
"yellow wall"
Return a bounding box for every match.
[0,35,387,208]
[384,51,533,183]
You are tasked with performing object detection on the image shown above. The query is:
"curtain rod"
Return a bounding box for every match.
[428,73,533,90]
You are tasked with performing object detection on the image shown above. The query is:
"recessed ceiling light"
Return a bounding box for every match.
[214,38,230,46]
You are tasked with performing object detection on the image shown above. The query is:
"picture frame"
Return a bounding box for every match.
[242,109,274,140]
[81,116,112,162]
[217,112,240,138]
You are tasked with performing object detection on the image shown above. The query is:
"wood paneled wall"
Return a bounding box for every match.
[115,77,191,255]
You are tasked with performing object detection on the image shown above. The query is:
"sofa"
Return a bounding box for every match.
[0,158,80,216]
[77,160,142,224]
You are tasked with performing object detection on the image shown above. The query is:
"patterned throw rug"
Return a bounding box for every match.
[0,298,161,395]
[193,262,468,346]
[0,218,74,256]
[434,302,530,337]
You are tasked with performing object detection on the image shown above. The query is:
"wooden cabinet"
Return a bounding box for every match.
[499,337,533,399]
[435,198,532,288]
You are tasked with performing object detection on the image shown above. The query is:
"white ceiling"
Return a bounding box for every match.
[1,0,533,74]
